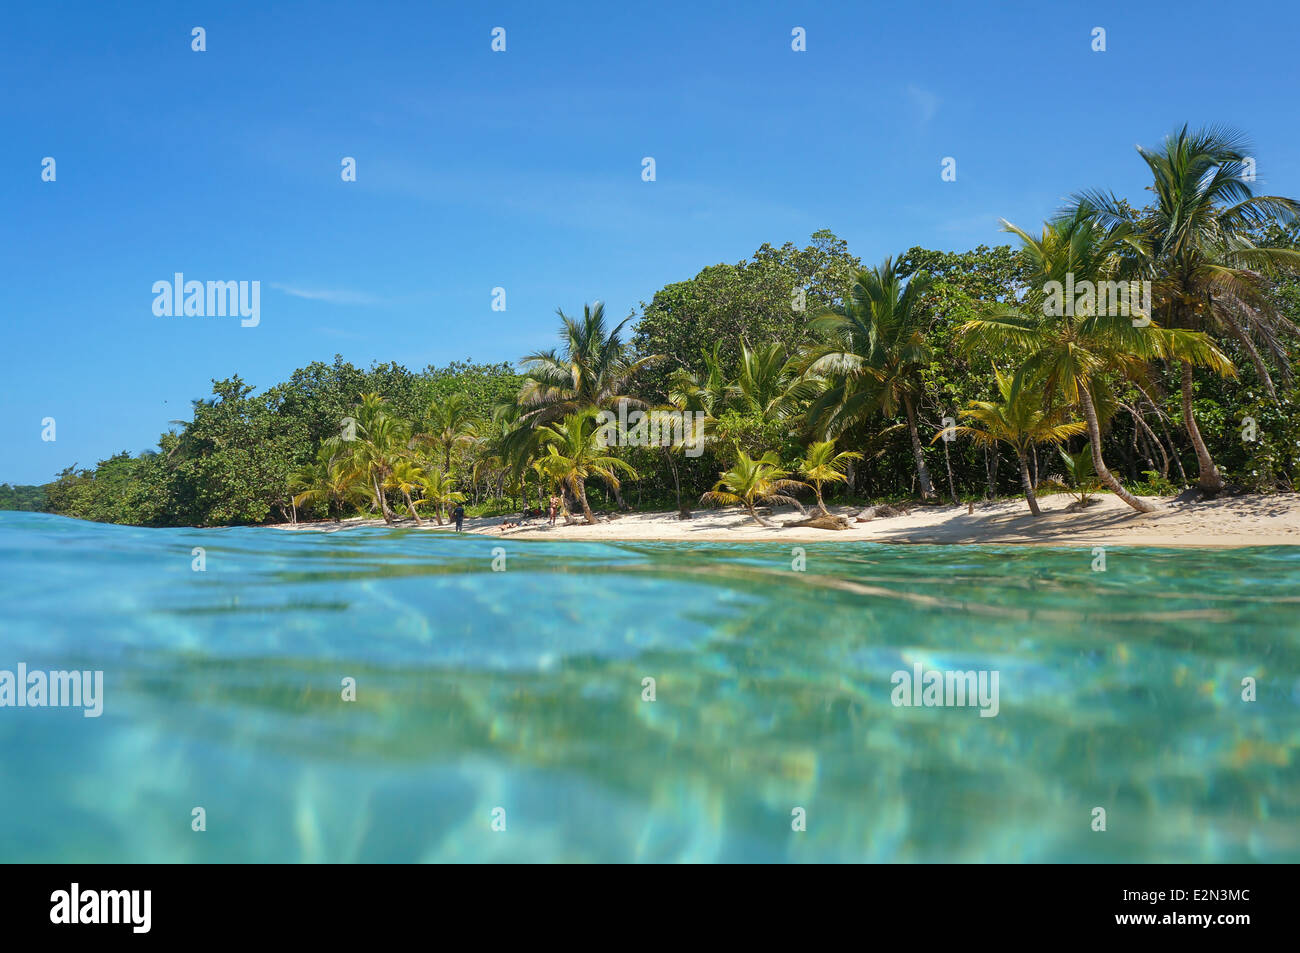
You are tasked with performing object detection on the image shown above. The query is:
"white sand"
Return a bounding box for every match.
[274,493,1300,547]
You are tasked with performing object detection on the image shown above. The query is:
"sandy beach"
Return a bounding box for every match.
[273,492,1300,547]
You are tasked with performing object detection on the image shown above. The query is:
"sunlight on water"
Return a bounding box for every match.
[1,511,1297,862]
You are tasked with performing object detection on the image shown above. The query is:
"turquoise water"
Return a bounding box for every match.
[1,510,1298,863]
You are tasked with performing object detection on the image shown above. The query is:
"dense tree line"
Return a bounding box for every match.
[18,127,1300,527]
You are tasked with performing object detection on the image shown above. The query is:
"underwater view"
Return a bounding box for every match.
[1,510,1296,863]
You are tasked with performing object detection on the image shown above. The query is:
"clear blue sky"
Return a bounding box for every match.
[3,0,1298,485]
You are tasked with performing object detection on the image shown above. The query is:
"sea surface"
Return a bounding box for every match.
[1,510,1297,863]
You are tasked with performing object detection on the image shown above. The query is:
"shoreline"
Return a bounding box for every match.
[270,492,1300,548]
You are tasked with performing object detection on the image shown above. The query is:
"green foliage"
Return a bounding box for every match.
[0,484,48,511]
[33,133,1300,525]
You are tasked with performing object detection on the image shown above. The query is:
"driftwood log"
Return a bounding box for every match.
[854,504,913,522]
[781,514,851,530]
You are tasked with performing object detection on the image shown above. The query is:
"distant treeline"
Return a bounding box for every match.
[0,483,47,512]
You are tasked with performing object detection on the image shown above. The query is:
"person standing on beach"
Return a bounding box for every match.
[548,495,559,525]
[453,503,465,532]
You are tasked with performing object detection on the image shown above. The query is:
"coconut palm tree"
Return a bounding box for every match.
[342,393,409,523]
[668,342,731,418]
[933,369,1086,515]
[516,302,660,511]
[731,342,825,423]
[796,440,862,515]
[537,409,639,525]
[289,444,363,522]
[385,459,427,524]
[806,258,938,498]
[701,450,809,527]
[959,206,1234,514]
[419,392,481,475]
[518,301,661,425]
[415,468,465,526]
[1078,125,1300,492]
[1053,447,1102,506]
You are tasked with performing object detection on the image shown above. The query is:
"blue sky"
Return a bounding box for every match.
[3,0,1298,484]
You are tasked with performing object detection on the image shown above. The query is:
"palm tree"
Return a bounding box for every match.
[385,459,427,524]
[1079,125,1300,492]
[517,302,660,511]
[731,342,824,423]
[668,342,731,418]
[959,206,1233,513]
[518,301,661,425]
[289,444,362,522]
[933,369,1086,515]
[1053,447,1102,506]
[537,409,639,525]
[342,393,408,524]
[796,440,862,515]
[701,450,809,527]
[416,468,465,526]
[807,258,938,498]
[419,392,480,475]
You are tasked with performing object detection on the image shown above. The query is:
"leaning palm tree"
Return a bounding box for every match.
[960,206,1233,514]
[415,468,466,526]
[701,450,809,527]
[1078,125,1300,492]
[385,459,427,524]
[806,258,938,498]
[796,440,862,515]
[933,369,1086,515]
[536,409,639,525]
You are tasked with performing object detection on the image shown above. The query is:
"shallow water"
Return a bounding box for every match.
[0,510,1297,862]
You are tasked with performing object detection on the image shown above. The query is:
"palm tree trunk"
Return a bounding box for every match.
[903,394,935,499]
[1016,449,1041,516]
[814,482,829,516]
[1079,387,1157,513]
[402,490,424,525]
[1221,308,1278,400]
[576,478,597,525]
[611,481,630,511]
[1125,403,1169,478]
[942,436,958,504]
[372,474,395,523]
[663,447,689,518]
[1180,361,1224,494]
[1134,381,1189,485]
[746,502,775,527]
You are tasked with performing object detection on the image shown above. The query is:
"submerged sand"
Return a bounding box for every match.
[272,492,1300,547]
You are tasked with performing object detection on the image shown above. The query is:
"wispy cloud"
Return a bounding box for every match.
[271,284,383,306]
[906,84,940,124]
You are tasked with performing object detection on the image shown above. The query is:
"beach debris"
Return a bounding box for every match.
[781,514,851,530]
